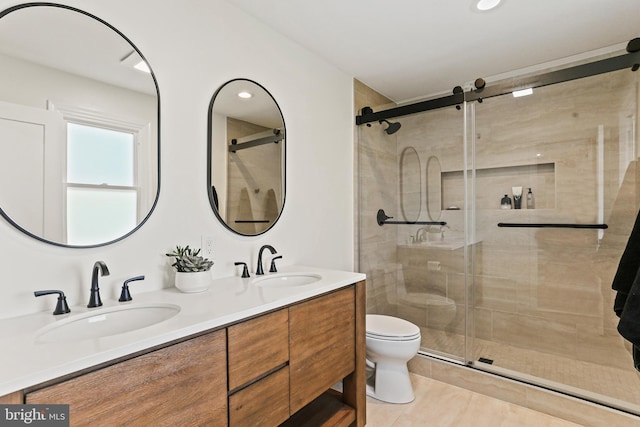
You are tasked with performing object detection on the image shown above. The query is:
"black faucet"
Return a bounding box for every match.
[88,261,110,308]
[256,245,277,275]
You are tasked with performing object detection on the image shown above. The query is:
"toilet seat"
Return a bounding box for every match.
[366,314,421,342]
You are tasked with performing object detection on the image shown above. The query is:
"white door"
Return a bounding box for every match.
[0,100,65,241]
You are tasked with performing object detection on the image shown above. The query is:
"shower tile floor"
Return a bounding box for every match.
[420,327,640,407]
[366,374,584,426]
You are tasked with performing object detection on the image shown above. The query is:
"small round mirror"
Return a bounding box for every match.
[426,155,442,221]
[400,146,421,222]
[208,79,285,235]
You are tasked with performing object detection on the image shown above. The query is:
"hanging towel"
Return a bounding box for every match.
[612,208,640,317]
[612,208,640,371]
[617,269,640,347]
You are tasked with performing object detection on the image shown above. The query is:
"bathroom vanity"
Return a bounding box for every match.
[0,267,366,427]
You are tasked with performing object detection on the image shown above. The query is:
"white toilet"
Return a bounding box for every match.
[366,314,421,404]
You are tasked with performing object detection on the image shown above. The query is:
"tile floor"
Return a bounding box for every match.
[365,374,584,427]
[421,327,640,407]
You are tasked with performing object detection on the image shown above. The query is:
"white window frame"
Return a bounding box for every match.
[48,101,150,242]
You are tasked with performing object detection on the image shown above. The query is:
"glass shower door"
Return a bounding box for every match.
[393,106,468,361]
[469,68,640,410]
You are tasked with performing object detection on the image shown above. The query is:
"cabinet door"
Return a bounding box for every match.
[26,329,227,427]
[289,288,355,414]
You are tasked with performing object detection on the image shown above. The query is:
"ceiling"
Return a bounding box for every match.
[0,5,156,96]
[226,0,640,103]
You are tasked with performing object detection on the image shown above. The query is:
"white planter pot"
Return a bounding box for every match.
[175,271,211,293]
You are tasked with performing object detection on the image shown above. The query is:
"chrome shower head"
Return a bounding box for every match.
[379,119,401,135]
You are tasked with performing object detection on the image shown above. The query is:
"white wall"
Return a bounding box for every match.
[0,0,355,319]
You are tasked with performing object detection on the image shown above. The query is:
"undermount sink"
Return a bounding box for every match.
[35,303,181,343]
[252,272,322,287]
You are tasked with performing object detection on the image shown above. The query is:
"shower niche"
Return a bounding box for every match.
[441,162,556,210]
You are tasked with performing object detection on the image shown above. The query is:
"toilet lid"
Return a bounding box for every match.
[366,314,420,341]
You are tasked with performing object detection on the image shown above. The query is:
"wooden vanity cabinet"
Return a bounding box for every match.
[18,280,366,427]
[26,329,228,427]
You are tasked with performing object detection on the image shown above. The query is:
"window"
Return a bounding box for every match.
[66,122,137,245]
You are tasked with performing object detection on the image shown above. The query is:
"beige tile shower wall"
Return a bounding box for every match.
[354,80,399,315]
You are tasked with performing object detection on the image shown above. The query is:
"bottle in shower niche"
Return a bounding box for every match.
[526,187,535,209]
[512,186,523,209]
[501,194,512,209]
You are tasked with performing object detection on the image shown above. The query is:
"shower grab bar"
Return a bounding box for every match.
[497,222,608,229]
[377,209,447,227]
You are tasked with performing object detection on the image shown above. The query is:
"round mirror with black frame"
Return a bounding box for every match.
[207,79,285,236]
[0,3,160,248]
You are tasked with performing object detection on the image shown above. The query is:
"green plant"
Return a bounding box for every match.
[166,245,213,272]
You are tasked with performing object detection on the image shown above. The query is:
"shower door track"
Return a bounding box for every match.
[417,351,640,418]
[355,43,640,124]
[475,360,640,417]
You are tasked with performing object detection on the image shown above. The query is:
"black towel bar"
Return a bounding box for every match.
[497,222,608,229]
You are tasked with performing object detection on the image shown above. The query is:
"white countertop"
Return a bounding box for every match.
[0,265,365,396]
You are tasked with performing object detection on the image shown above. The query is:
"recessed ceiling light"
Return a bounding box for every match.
[238,91,253,99]
[512,88,533,98]
[121,50,151,74]
[133,60,150,74]
[475,0,501,11]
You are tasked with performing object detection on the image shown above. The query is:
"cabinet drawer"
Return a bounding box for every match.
[228,308,289,390]
[229,366,289,427]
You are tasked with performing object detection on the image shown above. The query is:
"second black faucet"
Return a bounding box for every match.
[256,245,277,275]
[88,260,110,308]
